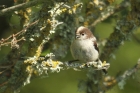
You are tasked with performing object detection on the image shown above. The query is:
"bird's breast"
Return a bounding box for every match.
[70,39,99,62]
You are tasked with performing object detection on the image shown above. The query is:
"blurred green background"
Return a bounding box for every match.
[1,0,140,93]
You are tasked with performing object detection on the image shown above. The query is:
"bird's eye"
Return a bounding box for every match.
[81,33,84,36]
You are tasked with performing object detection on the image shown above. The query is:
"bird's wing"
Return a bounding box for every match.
[93,41,99,52]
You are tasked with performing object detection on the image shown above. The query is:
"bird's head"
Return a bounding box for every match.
[75,26,96,41]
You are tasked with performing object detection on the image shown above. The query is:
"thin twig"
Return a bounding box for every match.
[0,0,44,16]
[132,33,140,43]
[0,81,8,87]
[0,65,13,69]
[0,20,39,47]
[0,64,13,75]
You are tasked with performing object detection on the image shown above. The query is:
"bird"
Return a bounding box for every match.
[70,26,107,74]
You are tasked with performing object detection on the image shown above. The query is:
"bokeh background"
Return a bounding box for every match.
[0,0,140,93]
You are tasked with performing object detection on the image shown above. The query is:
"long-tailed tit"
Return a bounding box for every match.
[70,26,107,73]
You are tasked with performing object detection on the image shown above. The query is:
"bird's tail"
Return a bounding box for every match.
[97,59,108,74]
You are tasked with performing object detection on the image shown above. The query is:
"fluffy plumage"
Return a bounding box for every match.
[70,26,108,74]
[70,26,99,62]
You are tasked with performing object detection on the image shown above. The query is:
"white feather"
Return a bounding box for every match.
[70,39,99,63]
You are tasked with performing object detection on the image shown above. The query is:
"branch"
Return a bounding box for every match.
[132,33,140,43]
[90,0,130,27]
[104,58,140,90]
[0,20,39,48]
[0,55,110,87]
[0,0,44,16]
[24,55,110,73]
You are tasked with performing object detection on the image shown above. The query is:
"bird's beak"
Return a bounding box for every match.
[76,34,80,39]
